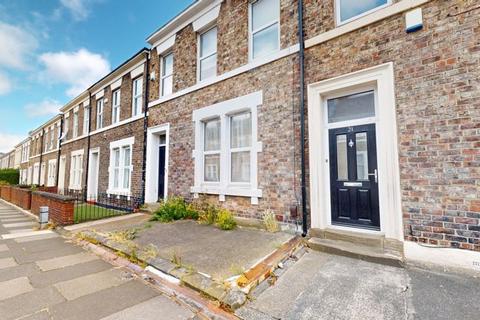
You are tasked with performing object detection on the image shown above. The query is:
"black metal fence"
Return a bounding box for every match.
[61,188,142,224]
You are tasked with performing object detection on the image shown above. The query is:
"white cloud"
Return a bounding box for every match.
[24,98,62,117]
[0,21,38,70]
[0,72,12,95]
[0,133,24,153]
[60,0,90,21]
[39,48,110,97]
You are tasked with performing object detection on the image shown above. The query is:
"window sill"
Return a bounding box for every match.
[190,184,262,205]
[106,189,132,197]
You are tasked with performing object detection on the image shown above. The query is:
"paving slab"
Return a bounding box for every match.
[1,230,54,240]
[30,259,113,288]
[50,280,158,320]
[18,310,52,320]
[0,277,34,301]
[99,296,195,320]
[0,244,8,252]
[0,262,39,283]
[36,252,99,271]
[15,233,59,243]
[8,228,36,234]
[0,286,65,320]
[3,221,37,228]
[54,269,132,301]
[0,217,34,223]
[238,251,409,320]
[0,257,18,269]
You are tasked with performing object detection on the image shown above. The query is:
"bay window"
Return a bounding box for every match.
[250,0,280,60]
[161,53,173,96]
[192,91,263,204]
[96,98,104,129]
[132,77,143,116]
[108,137,134,194]
[112,89,121,124]
[69,150,83,190]
[83,105,90,134]
[198,27,217,81]
[72,110,79,138]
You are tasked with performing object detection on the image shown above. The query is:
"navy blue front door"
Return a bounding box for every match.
[329,124,380,229]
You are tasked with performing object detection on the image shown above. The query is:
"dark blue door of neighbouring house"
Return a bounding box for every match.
[329,123,380,229]
[158,145,166,201]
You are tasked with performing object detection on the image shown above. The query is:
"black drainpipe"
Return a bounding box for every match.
[140,50,150,205]
[84,92,92,201]
[298,0,308,237]
[38,129,45,186]
[55,116,64,188]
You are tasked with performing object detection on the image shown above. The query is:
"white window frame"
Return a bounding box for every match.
[191,91,263,204]
[83,105,90,135]
[33,162,40,185]
[49,128,55,150]
[47,159,57,187]
[132,77,143,117]
[335,0,392,26]
[96,98,104,129]
[107,136,134,195]
[72,109,79,138]
[112,89,121,124]
[197,26,218,82]
[69,149,84,190]
[248,0,281,61]
[40,163,46,186]
[160,52,173,97]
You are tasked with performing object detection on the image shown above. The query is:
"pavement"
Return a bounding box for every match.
[0,201,197,320]
[236,250,480,320]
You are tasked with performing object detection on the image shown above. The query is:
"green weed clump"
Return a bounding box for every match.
[151,197,199,222]
[216,209,237,230]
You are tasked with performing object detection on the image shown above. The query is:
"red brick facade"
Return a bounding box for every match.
[31,191,75,225]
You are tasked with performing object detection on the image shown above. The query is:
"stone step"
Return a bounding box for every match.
[311,227,384,248]
[307,237,404,268]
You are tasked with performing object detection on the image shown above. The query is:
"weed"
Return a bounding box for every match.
[229,264,245,276]
[139,244,159,261]
[171,250,182,266]
[107,229,137,242]
[216,209,237,230]
[151,197,199,222]
[190,197,218,225]
[263,209,280,233]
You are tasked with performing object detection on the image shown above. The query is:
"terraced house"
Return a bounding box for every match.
[7,0,480,272]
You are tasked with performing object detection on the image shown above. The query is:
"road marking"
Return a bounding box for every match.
[0,277,34,301]
[2,230,54,240]
[36,252,99,271]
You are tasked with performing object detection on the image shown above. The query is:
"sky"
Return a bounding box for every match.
[0,0,193,153]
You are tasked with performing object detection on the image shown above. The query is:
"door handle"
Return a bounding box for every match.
[368,169,378,183]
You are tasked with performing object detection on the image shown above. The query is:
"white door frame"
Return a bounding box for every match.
[58,156,66,192]
[87,148,100,199]
[307,62,403,241]
[145,123,170,203]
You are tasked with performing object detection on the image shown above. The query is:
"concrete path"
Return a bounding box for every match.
[237,250,480,320]
[0,202,196,320]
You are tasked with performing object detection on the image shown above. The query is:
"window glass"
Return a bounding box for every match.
[356,132,369,180]
[204,154,220,182]
[112,90,121,123]
[204,119,221,151]
[336,135,348,180]
[200,27,217,57]
[123,147,131,189]
[162,53,173,76]
[231,151,250,183]
[133,78,143,116]
[113,148,120,188]
[96,99,104,129]
[327,91,375,123]
[251,0,279,59]
[252,0,279,30]
[339,0,388,23]
[230,113,252,148]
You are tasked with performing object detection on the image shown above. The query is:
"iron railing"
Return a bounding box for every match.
[61,188,142,224]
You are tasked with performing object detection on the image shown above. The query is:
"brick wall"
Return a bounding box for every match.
[0,186,12,202]
[303,0,480,250]
[31,191,75,225]
[10,187,32,210]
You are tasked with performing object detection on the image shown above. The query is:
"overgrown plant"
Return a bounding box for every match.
[190,197,219,225]
[216,209,237,230]
[263,209,280,233]
[151,197,198,222]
